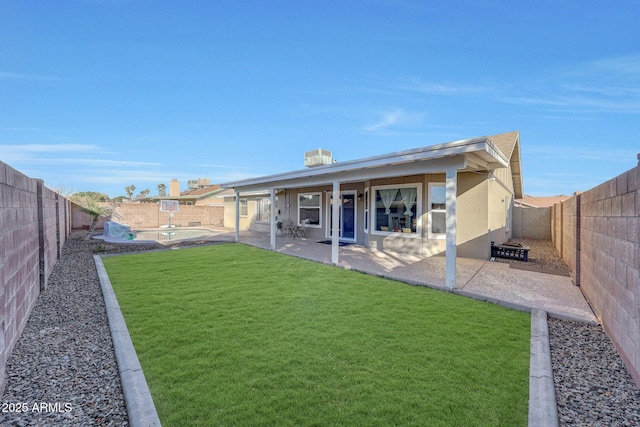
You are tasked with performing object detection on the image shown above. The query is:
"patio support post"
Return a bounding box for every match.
[331,180,340,264]
[269,188,276,250]
[445,167,458,290]
[234,190,240,242]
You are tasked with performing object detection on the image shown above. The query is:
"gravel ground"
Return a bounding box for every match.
[549,318,640,426]
[0,232,164,426]
[2,233,639,426]
[508,239,640,426]
[494,238,571,274]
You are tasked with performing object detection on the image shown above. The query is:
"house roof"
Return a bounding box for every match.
[516,195,571,208]
[489,131,523,198]
[222,131,523,197]
[181,184,221,197]
[148,184,231,202]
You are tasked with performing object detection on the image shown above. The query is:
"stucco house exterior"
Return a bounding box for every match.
[221,131,523,289]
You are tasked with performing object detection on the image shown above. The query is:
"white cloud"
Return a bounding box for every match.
[363,109,406,131]
[392,55,640,115]
[83,170,178,184]
[0,144,105,163]
[0,144,161,183]
[582,54,640,80]
[59,158,162,167]
[395,77,488,96]
[501,93,640,112]
[527,145,637,163]
[0,71,65,82]
[1,143,101,153]
[502,54,640,114]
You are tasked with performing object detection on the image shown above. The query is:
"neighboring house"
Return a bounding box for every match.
[515,195,571,208]
[148,182,235,206]
[221,131,523,289]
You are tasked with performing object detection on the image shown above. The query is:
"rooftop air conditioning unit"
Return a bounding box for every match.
[187,178,211,189]
[304,149,333,168]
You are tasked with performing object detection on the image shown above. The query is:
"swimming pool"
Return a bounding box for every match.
[133,228,214,242]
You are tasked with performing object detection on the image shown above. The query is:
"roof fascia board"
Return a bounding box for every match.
[511,136,524,198]
[230,155,467,193]
[151,196,195,200]
[483,139,510,168]
[222,137,500,190]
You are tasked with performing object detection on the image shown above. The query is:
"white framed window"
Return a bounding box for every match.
[371,183,421,236]
[298,193,321,228]
[239,199,248,217]
[364,187,369,233]
[428,183,446,239]
[256,198,271,222]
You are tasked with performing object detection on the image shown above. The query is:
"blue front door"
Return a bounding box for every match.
[328,193,356,241]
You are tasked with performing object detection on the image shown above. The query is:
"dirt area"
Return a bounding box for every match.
[493,238,571,275]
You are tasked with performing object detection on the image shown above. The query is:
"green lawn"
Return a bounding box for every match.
[102,243,530,426]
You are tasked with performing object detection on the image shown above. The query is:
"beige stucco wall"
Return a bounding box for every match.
[194,195,225,206]
[489,164,517,250]
[457,172,490,258]
[456,167,517,259]
[224,197,257,230]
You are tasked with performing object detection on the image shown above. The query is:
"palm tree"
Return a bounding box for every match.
[158,183,167,196]
[125,185,136,201]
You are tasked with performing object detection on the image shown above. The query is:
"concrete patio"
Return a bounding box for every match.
[201,228,597,324]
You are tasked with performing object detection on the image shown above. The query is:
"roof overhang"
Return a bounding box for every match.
[509,136,524,199]
[221,136,510,193]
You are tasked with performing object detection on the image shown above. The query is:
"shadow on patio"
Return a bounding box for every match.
[208,228,596,323]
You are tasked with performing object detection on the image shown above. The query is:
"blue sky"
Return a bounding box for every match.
[1,0,639,198]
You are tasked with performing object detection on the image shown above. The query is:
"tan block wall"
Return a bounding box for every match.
[71,203,224,230]
[513,206,551,240]
[71,205,109,230]
[551,203,561,255]
[561,196,580,278]
[552,155,640,386]
[0,161,71,396]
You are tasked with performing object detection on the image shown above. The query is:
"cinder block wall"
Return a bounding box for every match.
[70,203,224,230]
[70,205,109,230]
[551,203,563,257]
[561,196,580,278]
[110,204,224,229]
[552,154,640,386]
[513,206,551,239]
[0,161,71,396]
